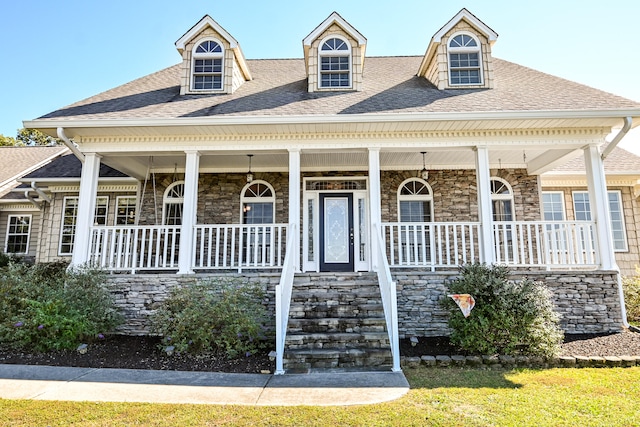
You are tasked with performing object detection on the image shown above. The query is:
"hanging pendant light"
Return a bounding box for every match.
[246,154,254,183]
[420,151,428,180]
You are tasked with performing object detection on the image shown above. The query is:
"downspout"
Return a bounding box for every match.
[599,117,633,328]
[31,182,51,203]
[24,190,41,210]
[602,117,632,160]
[57,127,85,162]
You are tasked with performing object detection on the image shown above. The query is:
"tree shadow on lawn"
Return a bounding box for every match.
[403,368,522,390]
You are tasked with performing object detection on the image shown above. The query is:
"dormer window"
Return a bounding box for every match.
[319,37,351,88]
[192,39,223,91]
[448,33,482,85]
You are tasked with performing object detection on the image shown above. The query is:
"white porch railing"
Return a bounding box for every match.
[493,221,599,268]
[89,224,287,273]
[275,223,296,375]
[193,224,287,270]
[382,221,599,269]
[382,222,480,269]
[373,224,401,372]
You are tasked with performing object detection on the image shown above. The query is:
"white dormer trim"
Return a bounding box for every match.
[175,15,239,51]
[432,8,498,44]
[303,11,367,47]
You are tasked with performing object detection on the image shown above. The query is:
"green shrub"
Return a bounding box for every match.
[150,278,272,358]
[441,263,563,357]
[623,269,640,325]
[0,263,123,351]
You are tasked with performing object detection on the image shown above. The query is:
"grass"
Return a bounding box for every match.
[1,367,639,426]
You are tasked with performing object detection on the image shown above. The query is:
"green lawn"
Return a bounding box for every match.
[2,367,639,426]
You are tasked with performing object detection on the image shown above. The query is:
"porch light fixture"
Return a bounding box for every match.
[420,151,428,180]
[246,154,254,183]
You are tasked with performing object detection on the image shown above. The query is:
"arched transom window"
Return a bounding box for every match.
[448,32,482,85]
[241,181,275,224]
[319,37,351,88]
[490,177,514,221]
[163,181,185,225]
[398,178,433,222]
[192,39,223,91]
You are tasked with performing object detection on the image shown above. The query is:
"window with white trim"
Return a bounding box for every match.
[5,215,31,254]
[319,37,351,88]
[241,181,275,224]
[192,39,223,91]
[490,177,514,221]
[163,181,184,225]
[59,196,108,255]
[542,192,565,221]
[397,178,433,222]
[573,191,627,251]
[448,32,482,85]
[116,196,137,225]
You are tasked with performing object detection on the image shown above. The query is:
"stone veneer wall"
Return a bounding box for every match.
[106,270,623,337]
[395,270,624,337]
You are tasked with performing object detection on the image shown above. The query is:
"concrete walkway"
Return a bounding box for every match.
[0,364,409,406]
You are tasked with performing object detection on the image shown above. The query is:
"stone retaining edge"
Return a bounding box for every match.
[401,354,640,369]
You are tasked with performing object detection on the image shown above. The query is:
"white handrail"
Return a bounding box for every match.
[275,223,296,375]
[373,223,401,372]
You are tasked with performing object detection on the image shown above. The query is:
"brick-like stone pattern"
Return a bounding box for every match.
[395,270,623,338]
[105,273,280,335]
[106,269,623,337]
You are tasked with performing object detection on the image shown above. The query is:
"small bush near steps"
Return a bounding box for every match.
[0,261,124,351]
[441,263,563,357]
[150,278,272,358]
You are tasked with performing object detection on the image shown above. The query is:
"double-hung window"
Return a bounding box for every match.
[59,196,108,255]
[116,196,137,225]
[448,33,482,85]
[5,215,31,254]
[192,40,223,91]
[573,191,627,251]
[319,37,351,88]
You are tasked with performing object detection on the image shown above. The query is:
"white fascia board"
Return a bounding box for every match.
[175,15,239,50]
[432,8,498,43]
[303,12,367,46]
[23,109,640,131]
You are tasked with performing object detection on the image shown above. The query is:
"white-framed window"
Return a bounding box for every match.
[241,180,275,224]
[5,215,31,254]
[490,177,514,221]
[59,196,108,255]
[116,196,137,225]
[397,178,433,222]
[448,32,482,85]
[319,36,351,88]
[572,190,628,252]
[163,181,184,225]
[191,39,224,91]
[542,192,565,221]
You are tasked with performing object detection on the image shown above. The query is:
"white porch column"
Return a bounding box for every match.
[71,153,101,266]
[288,148,301,271]
[584,145,618,271]
[178,150,200,274]
[368,148,382,271]
[474,146,495,264]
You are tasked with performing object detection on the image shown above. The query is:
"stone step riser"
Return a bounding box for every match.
[288,307,385,319]
[284,349,393,370]
[287,319,387,334]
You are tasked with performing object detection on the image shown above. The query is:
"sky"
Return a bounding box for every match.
[2,0,640,154]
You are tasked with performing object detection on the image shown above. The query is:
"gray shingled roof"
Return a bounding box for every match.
[35,56,640,122]
[22,153,130,179]
[550,146,640,174]
[0,146,67,186]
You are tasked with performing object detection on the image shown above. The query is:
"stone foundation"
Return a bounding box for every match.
[105,269,625,336]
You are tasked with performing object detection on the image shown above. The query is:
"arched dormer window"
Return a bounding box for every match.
[241,180,275,224]
[163,181,185,225]
[397,178,433,222]
[319,36,351,88]
[192,39,224,91]
[490,177,514,221]
[448,32,482,85]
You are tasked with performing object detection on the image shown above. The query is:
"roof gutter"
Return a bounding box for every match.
[57,127,85,162]
[602,117,632,160]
